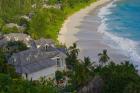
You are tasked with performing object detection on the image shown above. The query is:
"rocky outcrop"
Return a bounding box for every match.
[78,76,104,93]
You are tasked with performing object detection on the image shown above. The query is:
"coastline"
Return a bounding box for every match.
[58,0,130,63]
[58,0,111,47]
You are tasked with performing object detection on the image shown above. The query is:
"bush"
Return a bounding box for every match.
[2,26,19,34]
[29,8,65,40]
[55,71,64,82]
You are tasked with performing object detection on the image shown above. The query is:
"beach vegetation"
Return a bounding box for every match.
[98,49,110,66]
[63,44,140,93]
[29,8,65,40]
[0,0,97,41]
[0,44,140,93]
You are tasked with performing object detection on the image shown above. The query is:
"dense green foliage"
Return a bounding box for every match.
[29,0,97,40]
[64,43,94,92]
[29,8,65,39]
[0,0,42,21]
[0,43,140,93]
[63,44,140,93]
[95,62,140,93]
[0,0,140,92]
[0,73,60,93]
[0,49,20,78]
[55,71,64,81]
[0,0,96,40]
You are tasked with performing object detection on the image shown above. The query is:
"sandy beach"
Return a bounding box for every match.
[58,0,129,63]
[58,0,111,46]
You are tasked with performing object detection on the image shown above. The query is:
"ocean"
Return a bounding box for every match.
[98,0,140,69]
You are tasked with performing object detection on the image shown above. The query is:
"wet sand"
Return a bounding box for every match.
[58,0,129,63]
[76,8,129,63]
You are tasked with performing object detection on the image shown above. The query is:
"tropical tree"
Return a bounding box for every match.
[123,82,140,93]
[83,57,92,68]
[98,49,110,66]
[65,43,79,70]
[0,73,12,93]
[95,61,140,93]
[55,71,64,84]
[65,44,95,92]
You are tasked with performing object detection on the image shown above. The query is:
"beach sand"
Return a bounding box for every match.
[58,0,111,46]
[58,0,129,63]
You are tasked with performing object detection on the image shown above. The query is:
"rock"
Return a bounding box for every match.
[78,76,104,93]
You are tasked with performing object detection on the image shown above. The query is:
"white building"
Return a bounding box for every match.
[8,46,67,80]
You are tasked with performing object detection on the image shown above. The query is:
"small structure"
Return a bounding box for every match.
[6,23,19,28]
[35,38,55,49]
[43,4,61,9]
[4,33,33,47]
[6,23,25,31]
[78,76,104,93]
[8,46,67,80]
[21,15,31,21]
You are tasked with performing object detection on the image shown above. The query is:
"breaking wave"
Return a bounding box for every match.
[97,0,140,69]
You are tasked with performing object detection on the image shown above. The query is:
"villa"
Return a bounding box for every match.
[8,44,67,80]
[1,33,67,80]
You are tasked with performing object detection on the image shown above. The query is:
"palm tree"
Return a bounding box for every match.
[68,43,79,56]
[98,49,110,66]
[83,57,93,81]
[66,43,80,70]
[84,57,91,68]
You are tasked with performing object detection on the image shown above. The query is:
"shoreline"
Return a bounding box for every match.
[58,0,111,47]
[58,0,130,63]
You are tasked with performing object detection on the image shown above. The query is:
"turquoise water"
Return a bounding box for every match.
[98,0,140,68]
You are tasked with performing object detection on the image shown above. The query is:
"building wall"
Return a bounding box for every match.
[22,66,57,80]
[51,55,66,71]
[57,57,67,71]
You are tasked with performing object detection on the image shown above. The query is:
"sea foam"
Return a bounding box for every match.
[97,0,140,69]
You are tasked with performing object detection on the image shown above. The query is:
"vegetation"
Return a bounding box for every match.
[0,41,59,93]
[0,0,140,93]
[0,0,97,40]
[0,49,18,78]
[0,0,42,21]
[3,41,28,58]
[0,43,140,93]
[0,73,60,93]
[63,44,140,93]
[96,62,140,93]
[98,49,110,65]
[29,8,65,39]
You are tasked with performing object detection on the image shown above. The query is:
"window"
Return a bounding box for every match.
[45,45,49,51]
[57,58,61,67]
[26,57,29,61]
[12,57,16,65]
[14,58,16,62]
[61,59,63,67]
